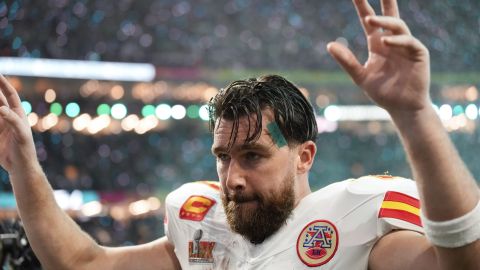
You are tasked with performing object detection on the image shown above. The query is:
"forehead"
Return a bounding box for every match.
[212,111,275,149]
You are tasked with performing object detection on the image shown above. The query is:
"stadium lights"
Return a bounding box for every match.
[465,104,478,120]
[128,197,161,216]
[50,102,63,116]
[121,114,140,131]
[111,103,128,119]
[129,199,151,216]
[97,104,111,115]
[155,104,171,120]
[44,89,56,103]
[324,105,390,121]
[199,105,210,121]
[134,115,158,134]
[21,101,32,114]
[171,105,186,120]
[65,102,81,118]
[27,112,38,126]
[42,113,59,130]
[141,105,156,117]
[73,113,92,131]
[453,105,464,116]
[439,104,453,121]
[18,101,480,134]
[187,105,200,119]
[0,57,156,82]
[81,201,103,217]
[88,115,111,134]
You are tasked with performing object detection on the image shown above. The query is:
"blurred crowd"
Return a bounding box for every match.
[76,214,165,246]
[3,120,480,193]
[3,122,480,247]
[1,0,480,247]
[0,0,479,71]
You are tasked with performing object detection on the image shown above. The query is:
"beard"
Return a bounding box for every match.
[221,173,295,245]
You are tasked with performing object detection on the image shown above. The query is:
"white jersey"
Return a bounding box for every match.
[165,176,423,269]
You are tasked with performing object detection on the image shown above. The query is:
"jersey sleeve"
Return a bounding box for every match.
[163,181,222,267]
[346,175,424,237]
[164,180,221,239]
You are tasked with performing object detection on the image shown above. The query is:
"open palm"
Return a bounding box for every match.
[0,75,37,174]
[328,0,430,113]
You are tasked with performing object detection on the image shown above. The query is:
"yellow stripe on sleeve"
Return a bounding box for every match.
[381,201,420,216]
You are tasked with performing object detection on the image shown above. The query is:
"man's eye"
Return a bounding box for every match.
[217,154,230,161]
[245,152,261,161]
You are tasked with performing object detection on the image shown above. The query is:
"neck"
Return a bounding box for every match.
[294,175,311,207]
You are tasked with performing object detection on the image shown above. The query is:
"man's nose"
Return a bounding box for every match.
[225,159,247,192]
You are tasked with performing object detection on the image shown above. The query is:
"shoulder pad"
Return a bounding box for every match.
[346,175,416,195]
[347,175,423,233]
[166,180,220,204]
[165,180,221,222]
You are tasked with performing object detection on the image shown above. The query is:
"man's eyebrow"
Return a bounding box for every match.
[211,142,270,155]
[211,146,227,155]
[240,143,270,151]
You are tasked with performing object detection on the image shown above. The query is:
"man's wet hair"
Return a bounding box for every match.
[208,74,318,150]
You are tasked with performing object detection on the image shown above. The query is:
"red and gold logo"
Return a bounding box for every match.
[188,241,216,263]
[296,220,339,267]
[179,195,216,221]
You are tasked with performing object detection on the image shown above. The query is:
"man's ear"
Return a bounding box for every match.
[296,141,317,174]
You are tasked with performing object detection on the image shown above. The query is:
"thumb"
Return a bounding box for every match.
[327,42,364,85]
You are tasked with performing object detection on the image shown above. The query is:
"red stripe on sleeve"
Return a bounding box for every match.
[379,208,422,227]
[384,191,420,208]
[199,181,221,191]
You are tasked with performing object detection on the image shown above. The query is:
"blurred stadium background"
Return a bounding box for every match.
[0,0,479,248]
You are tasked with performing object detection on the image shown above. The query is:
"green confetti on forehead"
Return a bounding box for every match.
[267,122,287,148]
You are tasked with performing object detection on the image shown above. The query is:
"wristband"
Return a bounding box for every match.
[422,200,480,248]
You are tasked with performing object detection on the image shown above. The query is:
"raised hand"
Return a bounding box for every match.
[0,74,38,175]
[327,0,430,113]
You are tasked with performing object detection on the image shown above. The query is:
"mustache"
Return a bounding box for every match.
[224,192,261,203]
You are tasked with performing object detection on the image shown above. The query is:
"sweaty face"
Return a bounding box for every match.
[212,111,298,244]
